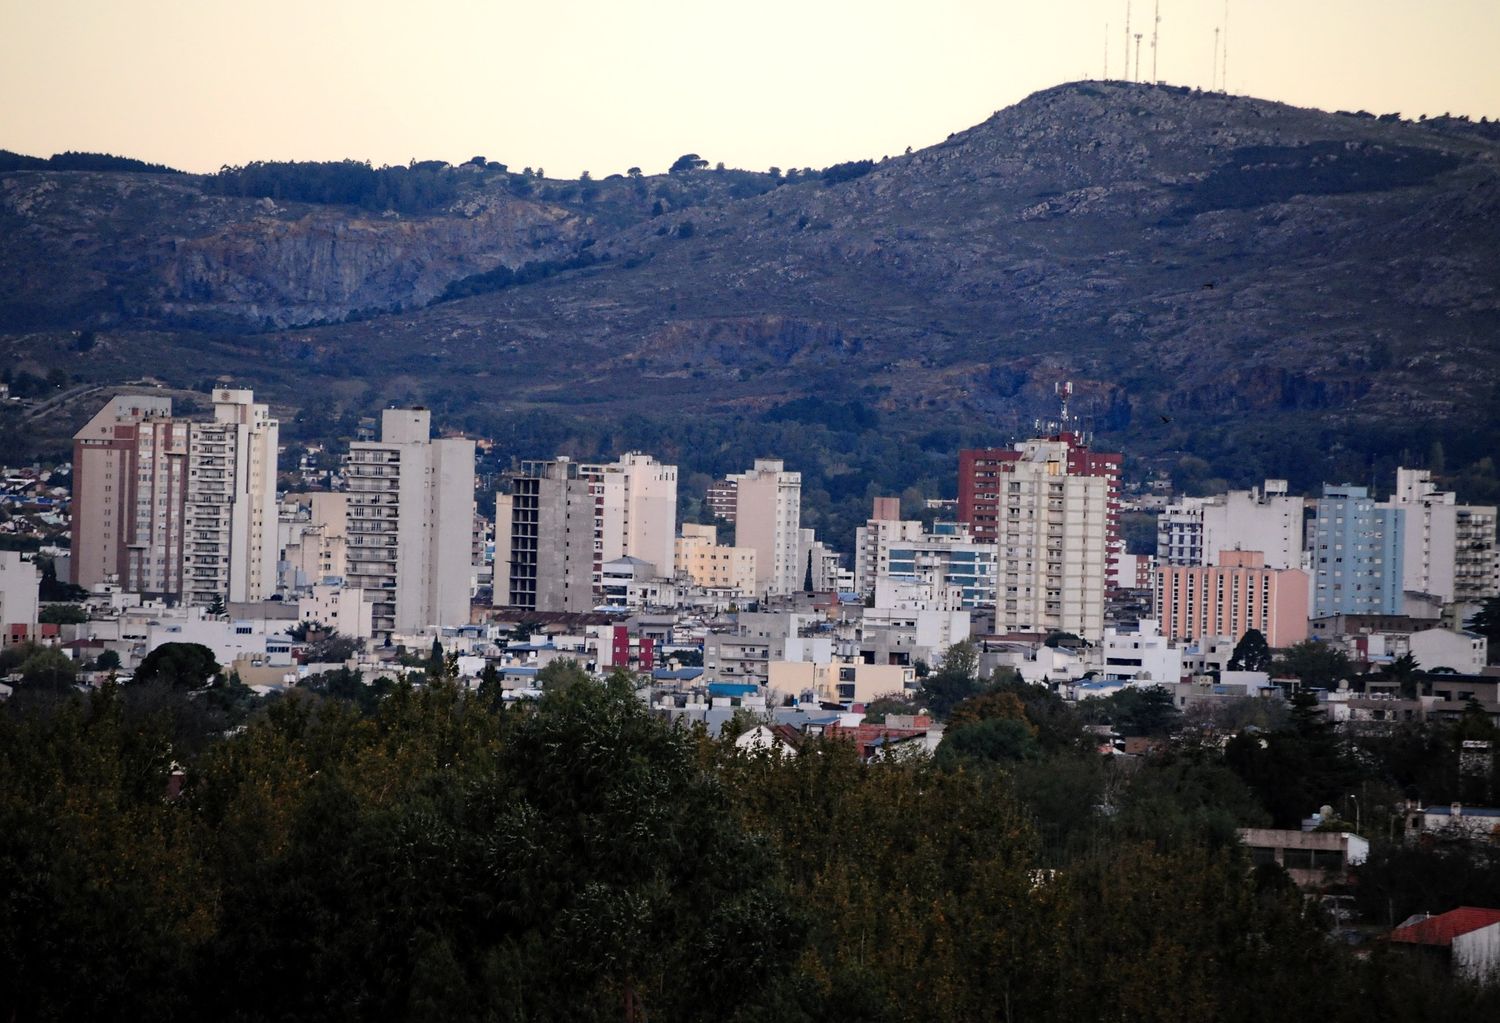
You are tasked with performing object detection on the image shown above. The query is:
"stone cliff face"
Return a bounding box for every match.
[159,196,589,327]
[0,174,596,329]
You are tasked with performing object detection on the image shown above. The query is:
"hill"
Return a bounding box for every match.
[3,81,1498,549]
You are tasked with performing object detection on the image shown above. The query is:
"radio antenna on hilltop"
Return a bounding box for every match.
[1133,34,1143,84]
[1123,1,1131,81]
[1212,27,1220,91]
[1104,23,1109,80]
[1151,0,1160,84]
[1222,0,1229,92]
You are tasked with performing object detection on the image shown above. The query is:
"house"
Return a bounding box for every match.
[1389,907,1500,983]
[1236,827,1368,890]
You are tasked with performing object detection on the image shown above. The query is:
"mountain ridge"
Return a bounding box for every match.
[3,81,1499,548]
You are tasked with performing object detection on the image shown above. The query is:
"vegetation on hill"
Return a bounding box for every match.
[0,149,182,174]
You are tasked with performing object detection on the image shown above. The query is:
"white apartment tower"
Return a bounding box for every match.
[344,409,475,637]
[1385,467,1499,603]
[731,458,803,597]
[182,389,279,606]
[599,453,678,579]
[1157,481,1303,570]
[994,438,1108,642]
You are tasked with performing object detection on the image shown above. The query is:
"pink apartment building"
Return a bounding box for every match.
[1154,550,1309,649]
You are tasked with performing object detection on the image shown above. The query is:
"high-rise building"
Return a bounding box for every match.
[1310,485,1404,618]
[1154,550,1309,648]
[71,389,278,606]
[1383,467,1498,603]
[1157,481,1305,570]
[989,437,1109,642]
[182,389,279,606]
[731,459,802,597]
[705,479,738,524]
[505,457,598,612]
[344,409,474,636]
[599,453,677,580]
[960,432,1121,580]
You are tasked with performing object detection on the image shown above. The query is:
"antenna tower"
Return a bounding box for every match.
[1212,27,1220,91]
[1104,23,1109,80]
[1123,1,1131,82]
[1150,0,1160,84]
[1133,34,1143,84]
[1221,0,1229,92]
[1056,381,1074,430]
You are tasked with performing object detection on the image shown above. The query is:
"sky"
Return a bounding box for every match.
[2,0,1498,178]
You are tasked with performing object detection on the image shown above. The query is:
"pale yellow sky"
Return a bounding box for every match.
[2,0,1497,176]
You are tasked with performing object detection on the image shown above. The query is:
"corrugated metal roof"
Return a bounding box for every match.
[1390,907,1500,946]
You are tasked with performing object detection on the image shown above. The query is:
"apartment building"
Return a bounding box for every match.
[1384,467,1499,603]
[1157,481,1304,570]
[344,408,474,636]
[71,389,278,607]
[1154,550,1310,649]
[1311,485,1405,618]
[731,458,803,597]
[504,457,598,613]
[675,523,757,596]
[987,438,1109,642]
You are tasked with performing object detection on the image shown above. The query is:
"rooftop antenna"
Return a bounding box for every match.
[1056,381,1075,430]
[1151,0,1160,84]
[1124,1,1132,82]
[1133,33,1143,84]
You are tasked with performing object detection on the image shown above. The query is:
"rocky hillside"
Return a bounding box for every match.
[3,81,1498,534]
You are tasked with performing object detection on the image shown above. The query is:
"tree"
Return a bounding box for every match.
[95,649,121,671]
[936,717,1042,767]
[536,658,590,693]
[920,640,986,719]
[668,153,707,174]
[206,594,226,617]
[1227,629,1272,672]
[1271,639,1353,687]
[19,647,77,691]
[1384,652,1421,698]
[134,642,220,690]
[1466,597,1500,663]
[38,603,88,625]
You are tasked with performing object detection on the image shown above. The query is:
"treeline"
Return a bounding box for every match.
[0,149,183,174]
[202,159,472,214]
[4,660,1499,1021]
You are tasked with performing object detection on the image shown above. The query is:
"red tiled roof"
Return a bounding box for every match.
[1390,907,1500,947]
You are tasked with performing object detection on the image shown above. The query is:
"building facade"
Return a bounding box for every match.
[1385,468,1499,603]
[71,389,278,607]
[1311,485,1404,618]
[1154,550,1310,649]
[344,408,474,636]
[731,458,803,597]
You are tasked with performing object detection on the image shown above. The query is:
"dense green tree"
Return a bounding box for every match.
[18,647,77,690]
[134,642,220,690]
[1228,628,1272,672]
[936,717,1042,767]
[1271,640,1354,687]
[1225,692,1363,827]
[38,603,87,625]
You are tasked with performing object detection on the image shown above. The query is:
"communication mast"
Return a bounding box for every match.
[1124,1,1131,82]
[1133,34,1143,84]
[1221,0,1229,92]
[1150,0,1160,84]
[1212,27,1220,91]
[1104,23,1109,80]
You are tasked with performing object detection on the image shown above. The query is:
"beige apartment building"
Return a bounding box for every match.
[731,458,802,597]
[993,438,1109,643]
[71,389,278,606]
[675,523,757,595]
